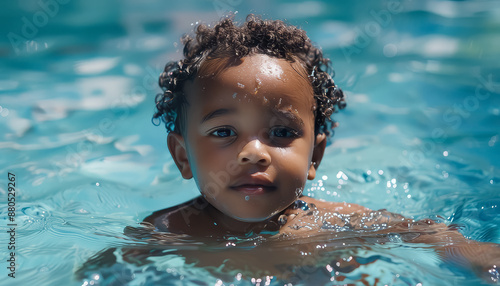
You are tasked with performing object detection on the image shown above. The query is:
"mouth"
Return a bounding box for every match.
[230,175,277,195]
[230,184,277,195]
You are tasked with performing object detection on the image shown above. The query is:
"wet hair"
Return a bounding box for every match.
[153,14,345,136]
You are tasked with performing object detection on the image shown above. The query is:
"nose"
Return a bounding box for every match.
[237,139,271,166]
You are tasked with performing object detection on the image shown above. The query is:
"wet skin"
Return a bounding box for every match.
[157,53,336,234]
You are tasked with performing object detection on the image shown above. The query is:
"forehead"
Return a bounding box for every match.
[188,54,316,110]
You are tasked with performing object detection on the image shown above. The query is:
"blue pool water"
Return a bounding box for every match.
[1,0,499,285]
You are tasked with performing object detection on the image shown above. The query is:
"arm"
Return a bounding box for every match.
[406,220,499,282]
[280,197,500,282]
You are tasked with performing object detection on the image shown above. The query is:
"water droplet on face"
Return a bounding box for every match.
[245,196,250,201]
[256,77,262,87]
[232,92,237,99]
[237,83,245,88]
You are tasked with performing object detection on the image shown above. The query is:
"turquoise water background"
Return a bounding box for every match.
[1,0,499,285]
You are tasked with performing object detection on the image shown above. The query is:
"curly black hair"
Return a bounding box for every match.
[153,14,345,136]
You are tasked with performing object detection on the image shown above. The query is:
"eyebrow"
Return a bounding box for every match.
[272,109,304,126]
[200,107,305,126]
[201,108,236,123]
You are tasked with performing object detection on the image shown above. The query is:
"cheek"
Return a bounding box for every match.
[275,148,312,178]
[189,141,235,180]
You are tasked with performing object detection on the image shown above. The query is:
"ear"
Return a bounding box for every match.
[167,132,193,179]
[307,133,327,180]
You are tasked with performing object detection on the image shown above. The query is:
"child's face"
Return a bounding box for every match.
[168,54,326,222]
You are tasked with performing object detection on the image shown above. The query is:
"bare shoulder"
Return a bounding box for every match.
[142,197,210,233]
[298,196,371,214]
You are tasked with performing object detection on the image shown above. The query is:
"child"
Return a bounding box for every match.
[79,15,499,284]
[148,14,350,237]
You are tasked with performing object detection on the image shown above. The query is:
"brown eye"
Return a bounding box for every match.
[270,127,299,138]
[210,128,236,138]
